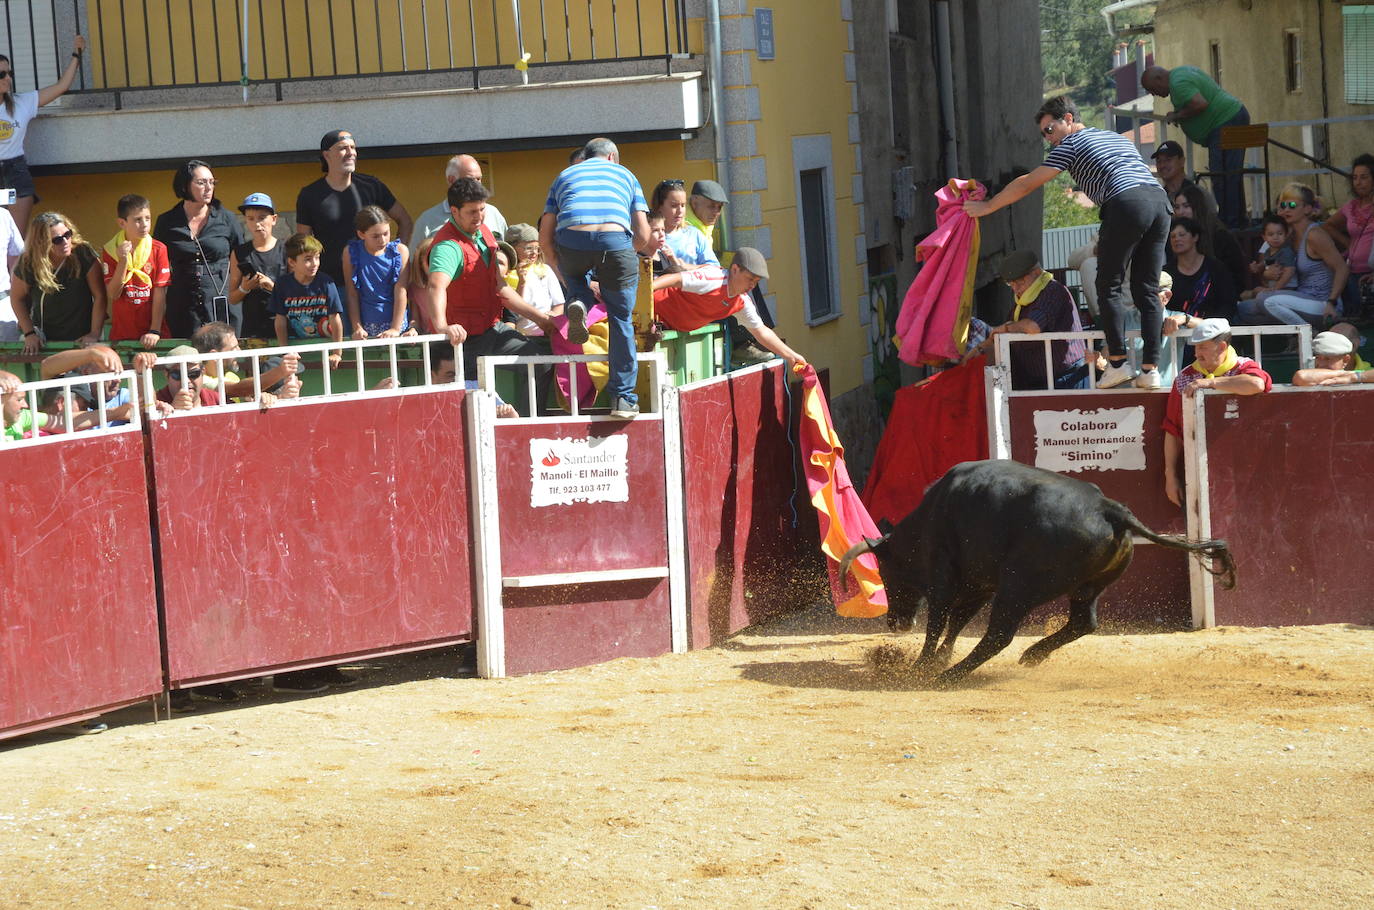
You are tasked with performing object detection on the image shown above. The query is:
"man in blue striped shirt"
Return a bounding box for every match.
[965,96,1171,391]
[540,137,652,418]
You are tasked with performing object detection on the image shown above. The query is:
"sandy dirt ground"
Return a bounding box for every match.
[3,607,1373,909]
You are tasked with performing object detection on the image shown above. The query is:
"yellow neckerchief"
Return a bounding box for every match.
[506,261,549,289]
[1354,352,1371,372]
[102,231,152,287]
[1191,345,1239,380]
[1012,270,1053,321]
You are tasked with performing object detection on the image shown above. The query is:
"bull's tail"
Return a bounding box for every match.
[1113,506,1237,590]
[837,539,873,581]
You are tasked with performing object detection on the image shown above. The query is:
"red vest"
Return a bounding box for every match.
[434,219,502,336]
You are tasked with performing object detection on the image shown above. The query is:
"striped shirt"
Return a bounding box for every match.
[544,158,649,233]
[1042,127,1161,205]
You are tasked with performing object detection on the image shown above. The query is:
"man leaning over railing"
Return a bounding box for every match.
[1161,318,1271,507]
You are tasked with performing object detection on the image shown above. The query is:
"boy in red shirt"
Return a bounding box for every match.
[101,193,170,347]
[650,246,806,368]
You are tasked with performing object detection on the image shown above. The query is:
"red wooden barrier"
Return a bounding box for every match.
[678,364,822,648]
[1,434,162,737]
[149,390,474,686]
[1006,391,1190,625]
[483,416,674,675]
[1199,389,1374,627]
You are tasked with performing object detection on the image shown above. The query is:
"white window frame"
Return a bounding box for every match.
[792,134,842,326]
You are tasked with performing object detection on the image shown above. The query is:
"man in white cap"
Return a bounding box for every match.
[1292,330,1371,386]
[1161,317,1271,506]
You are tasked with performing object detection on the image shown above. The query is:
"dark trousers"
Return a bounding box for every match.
[464,324,552,414]
[1205,105,1250,229]
[1096,185,1169,365]
[555,229,640,406]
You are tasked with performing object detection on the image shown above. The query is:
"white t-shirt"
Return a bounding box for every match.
[0,205,24,295]
[511,265,565,334]
[411,199,508,248]
[0,91,41,160]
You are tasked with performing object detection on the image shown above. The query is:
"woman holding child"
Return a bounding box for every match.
[651,179,717,272]
[11,212,106,354]
[1259,182,1348,328]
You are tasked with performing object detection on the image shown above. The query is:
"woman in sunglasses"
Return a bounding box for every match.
[650,178,717,273]
[1260,183,1349,328]
[0,35,88,231]
[11,212,106,355]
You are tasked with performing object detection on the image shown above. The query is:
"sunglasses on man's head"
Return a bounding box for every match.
[1278,200,1302,210]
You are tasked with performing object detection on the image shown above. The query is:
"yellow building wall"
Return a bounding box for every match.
[736,1,866,396]
[87,0,694,88]
[1153,0,1369,211]
[32,141,715,250]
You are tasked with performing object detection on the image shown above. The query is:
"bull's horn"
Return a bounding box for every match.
[838,539,874,580]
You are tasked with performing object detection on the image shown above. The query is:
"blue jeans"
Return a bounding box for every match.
[1205,104,1250,229]
[556,228,639,406]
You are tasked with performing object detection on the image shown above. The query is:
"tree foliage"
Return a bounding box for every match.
[1042,172,1100,230]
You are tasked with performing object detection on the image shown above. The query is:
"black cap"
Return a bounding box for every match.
[320,129,353,152]
[690,179,728,203]
[997,250,1039,282]
[1151,140,1184,159]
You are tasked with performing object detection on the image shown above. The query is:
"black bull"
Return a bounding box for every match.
[840,460,1235,685]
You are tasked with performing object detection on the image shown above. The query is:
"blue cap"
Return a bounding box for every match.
[238,192,275,214]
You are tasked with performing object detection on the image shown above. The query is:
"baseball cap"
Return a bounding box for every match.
[997,249,1039,283]
[1312,331,1354,356]
[1189,318,1232,344]
[731,246,769,280]
[319,129,353,152]
[1152,140,1184,159]
[690,179,728,204]
[238,192,275,214]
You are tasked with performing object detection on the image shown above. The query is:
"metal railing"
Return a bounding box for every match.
[66,0,690,98]
[996,325,1312,393]
[5,369,142,449]
[477,350,666,420]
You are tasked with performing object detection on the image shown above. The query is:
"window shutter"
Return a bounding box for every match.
[1346,5,1374,105]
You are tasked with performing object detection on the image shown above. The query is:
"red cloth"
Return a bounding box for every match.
[894,178,985,366]
[861,358,990,526]
[548,301,608,409]
[796,364,887,618]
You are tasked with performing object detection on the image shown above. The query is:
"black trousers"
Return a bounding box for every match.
[1095,185,1170,364]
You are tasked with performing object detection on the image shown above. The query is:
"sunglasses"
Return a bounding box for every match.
[0,70,11,80]
[166,367,203,381]
[663,179,685,187]
[1040,122,1059,137]
[51,230,74,244]
[1277,200,1302,210]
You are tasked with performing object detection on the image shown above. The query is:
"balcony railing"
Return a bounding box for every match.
[1,0,691,102]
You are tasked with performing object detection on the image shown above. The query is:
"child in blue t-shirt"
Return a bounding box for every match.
[343,205,411,339]
[269,233,344,364]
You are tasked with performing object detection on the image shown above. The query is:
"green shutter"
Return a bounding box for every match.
[1346,6,1374,105]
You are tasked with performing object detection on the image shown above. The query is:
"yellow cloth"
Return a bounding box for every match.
[951,185,982,354]
[103,231,152,288]
[1011,269,1053,322]
[1354,353,1371,372]
[1192,345,1239,380]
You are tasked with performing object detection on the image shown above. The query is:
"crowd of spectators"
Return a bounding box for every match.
[0,125,805,442]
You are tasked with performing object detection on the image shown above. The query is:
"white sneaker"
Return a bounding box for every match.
[1096,362,1136,389]
[564,301,589,345]
[1133,369,1162,390]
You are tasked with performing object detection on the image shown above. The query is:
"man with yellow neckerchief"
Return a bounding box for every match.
[1162,317,1271,506]
[968,250,1087,390]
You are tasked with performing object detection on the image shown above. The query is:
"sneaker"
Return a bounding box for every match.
[1096,361,1136,389]
[189,683,239,703]
[272,670,329,694]
[731,342,773,366]
[316,666,359,689]
[608,397,639,419]
[1133,368,1162,390]
[564,301,589,345]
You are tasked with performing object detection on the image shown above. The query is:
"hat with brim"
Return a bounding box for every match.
[505,223,539,245]
[238,192,276,214]
[731,246,769,280]
[997,249,1039,283]
[1189,317,1232,344]
[1152,140,1184,159]
[690,179,728,203]
[1312,331,1354,356]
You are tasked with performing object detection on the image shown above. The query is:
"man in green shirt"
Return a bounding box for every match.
[1142,65,1250,229]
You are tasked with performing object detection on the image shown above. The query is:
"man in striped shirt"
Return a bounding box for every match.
[965,95,1171,391]
[540,137,652,419]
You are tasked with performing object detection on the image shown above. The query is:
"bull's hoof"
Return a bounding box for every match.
[1018,648,1051,667]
